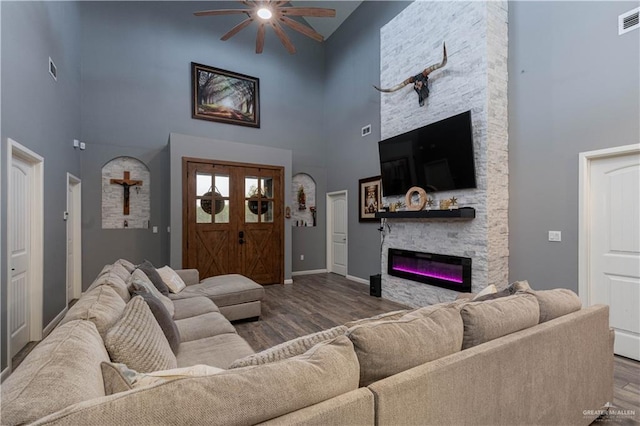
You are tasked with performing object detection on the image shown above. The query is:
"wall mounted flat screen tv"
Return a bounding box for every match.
[378,110,476,196]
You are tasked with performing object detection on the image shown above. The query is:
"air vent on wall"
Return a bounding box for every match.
[619,7,639,35]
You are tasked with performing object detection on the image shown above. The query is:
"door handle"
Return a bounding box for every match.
[239,231,245,245]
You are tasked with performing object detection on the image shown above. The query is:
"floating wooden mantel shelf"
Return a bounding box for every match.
[375,207,476,220]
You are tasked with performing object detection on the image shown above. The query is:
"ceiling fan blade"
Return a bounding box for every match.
[194,9,250,17]
[278,7,336,18]
[279,16,324,42]
[221,18,254,41]
[256,23,266,54]
[269,20,296,54]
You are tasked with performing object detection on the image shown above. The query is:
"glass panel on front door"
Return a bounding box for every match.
[196,172,230,224]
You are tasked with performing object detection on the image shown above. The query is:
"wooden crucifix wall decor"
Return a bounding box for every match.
[102,156,151,229]
[110,171,143,215]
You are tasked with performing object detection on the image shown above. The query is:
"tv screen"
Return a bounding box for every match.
[378,110,476,196]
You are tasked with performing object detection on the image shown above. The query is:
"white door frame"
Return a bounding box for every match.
[578,143,640,306]
[66,173,82,302]
[326,190,348,274]
[6,138,44,368]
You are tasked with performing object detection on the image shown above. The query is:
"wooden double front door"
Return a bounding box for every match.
[183,158,284,285]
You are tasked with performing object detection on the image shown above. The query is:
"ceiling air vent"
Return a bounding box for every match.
[619,7,639,35]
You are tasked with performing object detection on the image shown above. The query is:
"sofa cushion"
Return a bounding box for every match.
[31,336,360,426]
[98,263,132,283]
[460,293,539,349]
[129,269,174,317]
[157,265,187,293]
[87,269,131,302]
[344,310,411,327]
[105,296,177,373]
[101,362,225,394]
[169,274,264,307]
[346,303,463,386]
[132,290,181,354]
[172,296,220,320]
[174,312,237,342]
[115,258,136,273]
[59,285,126,338]
[0,320,109,425]
[526,288,582,323]
[229,325,348,368]
[176,333,255,369]
[137,260,170,296]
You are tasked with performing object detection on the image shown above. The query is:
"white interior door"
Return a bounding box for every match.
[10,156,31,357]
[589,150,640,360]
[66,174,82,303]
[327,191,348,276]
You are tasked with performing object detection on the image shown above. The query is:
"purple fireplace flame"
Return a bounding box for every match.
[388,249,471,292]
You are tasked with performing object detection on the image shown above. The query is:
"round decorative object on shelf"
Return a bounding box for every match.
[405,186,428,211]
[201,191,225,215]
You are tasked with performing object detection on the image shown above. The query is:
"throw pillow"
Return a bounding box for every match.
[137,260,170,296]
[128,269,175,317]
[346,304,463,387]
[157,265,187,294]
[101,362,225,395]
[229,325,348,368]
[472,284,497,300]
[104,296,177,373]
[131,290,181,354]
[460,293,539,349]
[472,280,532,302]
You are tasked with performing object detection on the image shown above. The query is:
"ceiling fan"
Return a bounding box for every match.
[194,1,336,54]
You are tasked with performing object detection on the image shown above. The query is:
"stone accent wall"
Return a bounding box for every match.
[379,1,508,307]
[102,156,151,229]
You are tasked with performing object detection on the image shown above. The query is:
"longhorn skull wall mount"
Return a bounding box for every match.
[374,43,447,107]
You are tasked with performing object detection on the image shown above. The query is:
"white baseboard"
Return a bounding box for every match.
[1,366,11,383]
[284,279,293,285]
[43,306,68,338]
[346,275,369,286]
[291,269,328,276]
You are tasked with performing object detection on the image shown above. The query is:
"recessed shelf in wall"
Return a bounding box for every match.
[375,207,476,220]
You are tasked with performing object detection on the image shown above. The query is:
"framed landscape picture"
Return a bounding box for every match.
[192,62,260,128]
[359,176,382,222]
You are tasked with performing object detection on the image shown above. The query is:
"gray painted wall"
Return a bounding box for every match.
[78,1,328,284]
[508,1,640,292]
[324,1,411,282]
[1,1,82,371]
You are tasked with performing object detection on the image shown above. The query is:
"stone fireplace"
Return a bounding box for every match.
[379,1,509,307]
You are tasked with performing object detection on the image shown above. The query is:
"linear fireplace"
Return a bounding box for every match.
[388,248,472,292]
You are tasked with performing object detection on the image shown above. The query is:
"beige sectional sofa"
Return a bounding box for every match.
[1,260,614,425]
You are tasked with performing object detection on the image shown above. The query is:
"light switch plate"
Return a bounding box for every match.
[548,231,561,242]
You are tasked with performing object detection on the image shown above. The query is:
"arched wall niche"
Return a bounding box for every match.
[102,156,151,229]
[292,172,316,227]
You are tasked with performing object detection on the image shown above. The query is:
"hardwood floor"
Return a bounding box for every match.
[234,273,407,351]
[235,273,640,425]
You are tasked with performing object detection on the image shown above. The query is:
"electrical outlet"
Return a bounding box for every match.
[300,254,304,261]
[79,142,86,150]
[548,231,562,242]
[361,124,371,137]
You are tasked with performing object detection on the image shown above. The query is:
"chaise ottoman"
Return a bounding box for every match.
[171,272,265,321]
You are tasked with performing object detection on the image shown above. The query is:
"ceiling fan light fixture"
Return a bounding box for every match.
[256,8,273,20]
